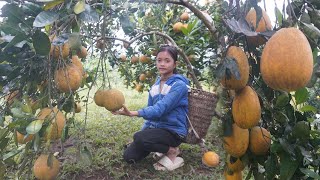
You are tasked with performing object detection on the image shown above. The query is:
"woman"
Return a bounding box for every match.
[112,45,189,171]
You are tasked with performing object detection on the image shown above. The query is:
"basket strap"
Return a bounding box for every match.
[186,114,201,140]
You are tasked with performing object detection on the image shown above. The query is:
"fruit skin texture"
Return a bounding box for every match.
[77,46,87,58]
[245,9,272,46]
[180,12,189,21]
[135,84,143,92]
[220,46,249,91]
[223,123,249,158]
[16,131,34,144]
[260,28,313,92]
[104,89,125,111]
[245,9,272,33]
[37,107,65,140]
[94,89,106,107]
[33,154,60,180]
[173,22,183,32]
[72,55,84,76]
[202,151,219,167]
[139,74,146,81]
[224,169,243,180]
[139,55,149,64]
[120,54,126,62]
[249,126,271,155]
[226,155,245,172]
[232,86,261,129]
[51,42,70,59]
[131,56,139,64]
[54,64,82,92]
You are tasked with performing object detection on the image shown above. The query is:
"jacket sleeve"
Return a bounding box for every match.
[147,92,153,106]
[138,81,188,120]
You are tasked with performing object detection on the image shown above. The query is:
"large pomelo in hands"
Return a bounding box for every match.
[103,89,125,111]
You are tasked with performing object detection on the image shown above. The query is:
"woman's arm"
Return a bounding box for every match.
[138,81,188,119]
[112,105,139,117]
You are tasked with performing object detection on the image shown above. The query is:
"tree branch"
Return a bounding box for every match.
[102,31,202,89]
[144,0,218,38]
[180,0,217,38]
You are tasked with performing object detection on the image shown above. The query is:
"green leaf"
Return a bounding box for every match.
[79,5,99,23]
[294,87,309,104]
[275,7,283,27]
[274,111,289,124]
[0,161,5,180]
[0,129,9,141]
[32,31,51,55]
[21,104,32,114]
[0,115,3,127]
[10,108,26,118]
[224,18,257,36]
[33,133,40,152]
[33,11,59,27]
[1,4,25,24]
[279,138,295,156]
[223,114,233,136]
[47,154,54,168]
[61,125,68,142]
[3,33,28,50]
[299,168,320,179]
[80,146,92,165]
[216,57,241,80]
[26,120,43,134]
[279,151,299,180]
[300,105,317,113]
[309,8,320,29]
[120,15,135,35]
[22,2,42,17]
[74,0,86,14]
[36,0,56,2]
[0,138,10,151]
[0,23,24,35]
[292,121,310,139]
[43,0,64,10]
[300,12,311,24]
[301,22,320,40]
[265,154,279,179]
[275,92,290,108]
[306,69,318,88]
[68,33,82,50]
[0,64,13,76]
[3,146,24,161]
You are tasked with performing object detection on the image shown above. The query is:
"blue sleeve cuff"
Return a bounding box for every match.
[138,109,144,118]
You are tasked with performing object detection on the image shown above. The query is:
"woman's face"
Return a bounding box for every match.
[156,51,176,76]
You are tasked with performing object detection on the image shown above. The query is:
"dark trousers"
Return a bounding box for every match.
[123,128,183,164]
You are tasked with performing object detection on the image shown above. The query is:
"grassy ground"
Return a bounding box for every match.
[2,63,226,179]
[56,77,225,179]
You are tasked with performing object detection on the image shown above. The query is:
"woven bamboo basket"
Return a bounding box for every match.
[185,88,219,144]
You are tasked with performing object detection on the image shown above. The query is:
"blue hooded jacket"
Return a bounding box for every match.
[138,74,189,137]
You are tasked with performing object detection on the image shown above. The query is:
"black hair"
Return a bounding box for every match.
[156,45,178,74]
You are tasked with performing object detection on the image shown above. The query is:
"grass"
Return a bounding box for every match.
[56,78,226,179]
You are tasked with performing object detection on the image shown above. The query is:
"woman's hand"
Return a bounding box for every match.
[112,105,139,117]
